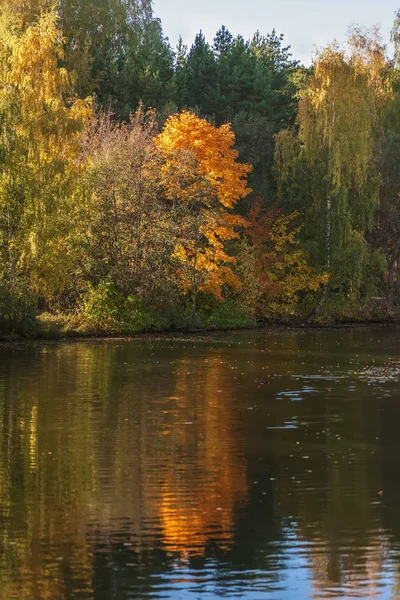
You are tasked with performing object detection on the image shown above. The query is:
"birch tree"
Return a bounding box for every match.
[275,29,389,298]
[0,8,92,297]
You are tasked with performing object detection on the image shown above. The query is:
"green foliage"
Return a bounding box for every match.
[392,9,400,68]
[178,31,220,116]
[116,18,175,118]
[376,66,400,290]
[58,0,175,113]
[201,298,256,329]
[364,250,387,297]
[232,111,275,198]
[80,281,158,333]
[36,312,71,338]
[0,282,37,336]
[313,297,387,324]
[275,30,389,301]
[173,26,301,199]
[0,2,398,334]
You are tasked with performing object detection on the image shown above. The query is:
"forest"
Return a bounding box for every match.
[1,0,400,335]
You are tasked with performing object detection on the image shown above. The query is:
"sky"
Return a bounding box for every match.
[153,0,400,65]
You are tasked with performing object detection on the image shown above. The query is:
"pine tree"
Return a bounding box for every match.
[181,32,220,117]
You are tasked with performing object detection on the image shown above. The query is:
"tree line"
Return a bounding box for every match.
[0,0,400,334]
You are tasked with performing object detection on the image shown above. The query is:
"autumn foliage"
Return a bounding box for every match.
[0,9,92,298]
[156,111,251,208]
[156,112,251,320]
[0,1,330,334]
[238,200,328,318]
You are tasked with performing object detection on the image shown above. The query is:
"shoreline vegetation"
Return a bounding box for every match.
[1,3,400,338]
[1,321,399,346]
[1,320,399,345]
[8,309,400,342]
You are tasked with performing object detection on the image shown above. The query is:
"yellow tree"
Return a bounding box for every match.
[0,7,92,297]
[275,29,389,299]
[156,111,251,324]
[0,0,53,29]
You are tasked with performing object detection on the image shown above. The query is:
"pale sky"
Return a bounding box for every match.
[153,0,400,65]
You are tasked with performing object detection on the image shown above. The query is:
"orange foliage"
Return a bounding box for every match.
[238,199,328,318]
[156,110,251,208]
[156,111,251,306]
[159,357,248,557]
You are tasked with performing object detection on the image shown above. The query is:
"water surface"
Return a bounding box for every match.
[1,328,400,599]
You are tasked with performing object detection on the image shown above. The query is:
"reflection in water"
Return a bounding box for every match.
[0,330,399,598]
[160,358,247,557]
[0,343,247,599]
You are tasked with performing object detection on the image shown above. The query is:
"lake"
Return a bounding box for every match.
[0,328,400,599]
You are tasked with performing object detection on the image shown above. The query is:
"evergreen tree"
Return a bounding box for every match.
[249,29,301,127]
[117,17,174,118]
[180,32,220,117]
[213,25,233,59]
[174,35,188,110]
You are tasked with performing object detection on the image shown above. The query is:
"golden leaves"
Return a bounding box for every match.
[298,34,389,191]
[0,6,93,296]
[156,111,251,208]
[156,111,251,303]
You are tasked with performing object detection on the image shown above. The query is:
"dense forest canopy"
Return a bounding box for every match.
[0,0,400,335]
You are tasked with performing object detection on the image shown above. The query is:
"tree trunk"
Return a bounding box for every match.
[7,209,15,291]
[191,214,199,327]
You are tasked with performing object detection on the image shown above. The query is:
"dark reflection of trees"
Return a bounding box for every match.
[0,332,399,599]
[236,329,392,599]
[0,342,253,599]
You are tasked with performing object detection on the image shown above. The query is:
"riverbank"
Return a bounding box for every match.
[1,317,398,345]
[0,294,398,342]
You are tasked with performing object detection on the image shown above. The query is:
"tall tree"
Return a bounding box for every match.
[174,35,188,109]
[58,0,173,110]
[213,25,233,59]
[275,30,389,299]
[215,34,266,122]
[178,32,220,117]
[78,109,177,313]
[59,0,126,99]
[250,29,301,127]
[0,8,92,297]
[374,14,400,296]
[156,111,251,323]
[117,16,174,118]
[211,26,303,195]
[6,0,173,114]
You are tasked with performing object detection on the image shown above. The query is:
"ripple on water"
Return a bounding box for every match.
[357,364,400,384]
[0,333,399,600]
[277,385,317,402]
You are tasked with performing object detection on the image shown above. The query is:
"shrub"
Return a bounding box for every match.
[202,298,256,329]
[0,283,37,336]
[80,281,158,333]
